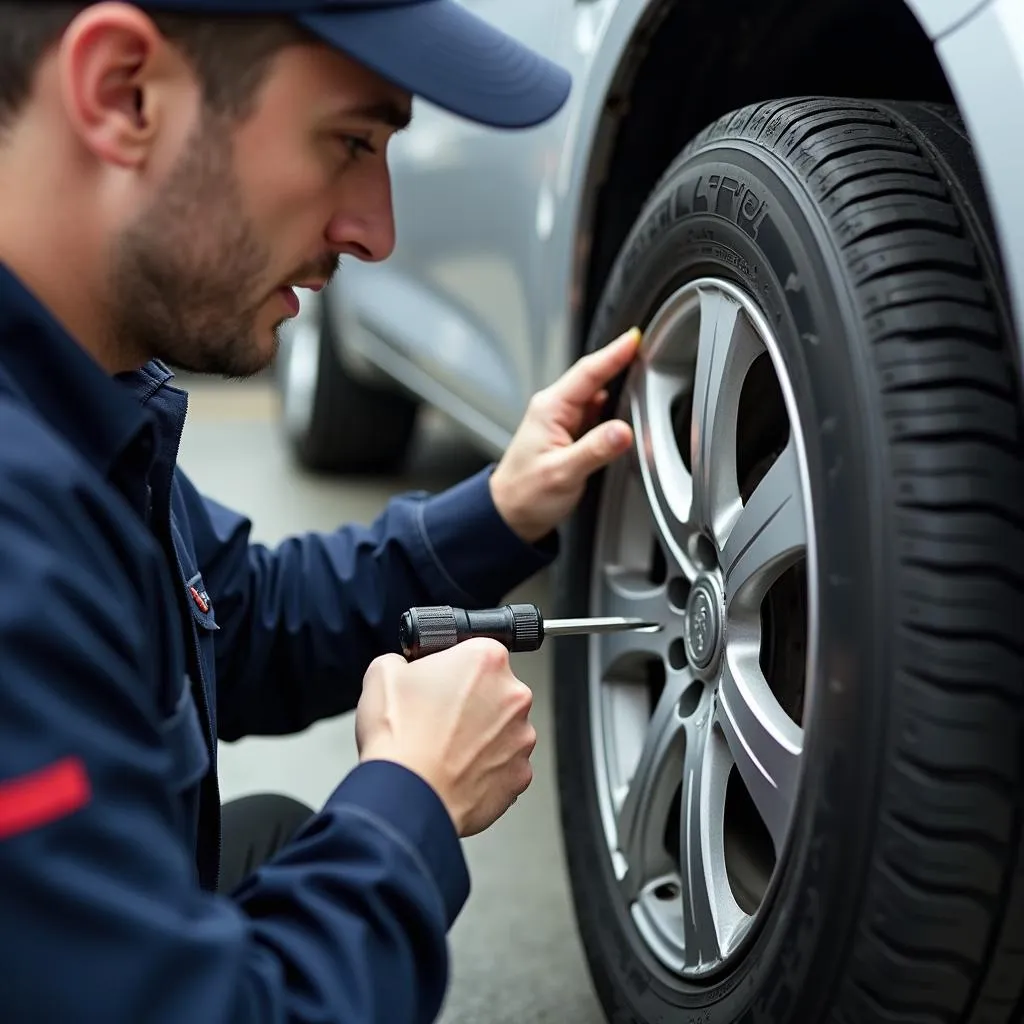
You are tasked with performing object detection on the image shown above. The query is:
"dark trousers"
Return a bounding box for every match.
[217,793,316,893]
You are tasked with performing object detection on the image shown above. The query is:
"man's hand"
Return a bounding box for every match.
[356,639,536,837]
[489,327,641,544]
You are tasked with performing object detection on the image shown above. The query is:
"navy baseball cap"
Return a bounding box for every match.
[122,0,573,128]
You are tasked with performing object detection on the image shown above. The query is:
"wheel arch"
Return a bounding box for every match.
[565,0,960,358]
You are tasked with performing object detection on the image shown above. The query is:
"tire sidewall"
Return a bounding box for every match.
[554,140,891,1022]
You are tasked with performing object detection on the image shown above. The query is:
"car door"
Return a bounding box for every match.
[339,0,573,440]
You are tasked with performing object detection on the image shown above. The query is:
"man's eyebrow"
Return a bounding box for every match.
[343,101,413,131]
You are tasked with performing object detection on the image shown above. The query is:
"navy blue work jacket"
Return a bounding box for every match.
[0,262,556,1023]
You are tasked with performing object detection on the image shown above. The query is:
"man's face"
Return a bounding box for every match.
[109,41,409,378]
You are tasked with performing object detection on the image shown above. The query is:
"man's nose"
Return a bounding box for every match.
[325,172,396,263]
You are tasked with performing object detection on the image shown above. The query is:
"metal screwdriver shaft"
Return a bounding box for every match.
[399,603,662,661]
[541,616,662,635]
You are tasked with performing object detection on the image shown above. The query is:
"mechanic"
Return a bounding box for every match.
[0,1,641,1022]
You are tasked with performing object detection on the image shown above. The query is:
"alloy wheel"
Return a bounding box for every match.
[588,277,818,979]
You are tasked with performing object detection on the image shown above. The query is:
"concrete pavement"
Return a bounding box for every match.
[176,377,606,1024]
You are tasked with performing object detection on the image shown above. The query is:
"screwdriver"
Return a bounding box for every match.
[399,602,663,661]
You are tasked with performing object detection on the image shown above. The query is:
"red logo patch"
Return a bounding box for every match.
[0,757,91,840]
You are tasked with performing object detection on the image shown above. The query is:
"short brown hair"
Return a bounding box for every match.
[0,2,313,131]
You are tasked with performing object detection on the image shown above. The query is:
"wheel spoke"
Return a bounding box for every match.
[689,287,763,545]
[678,708,743,972]
[599,566,674,624]
[604,449,668,572]
[716,653,803,853]
[596,567,679,667]
[627,354,702,575]
[721,441,806,615]
[617,672,695,900]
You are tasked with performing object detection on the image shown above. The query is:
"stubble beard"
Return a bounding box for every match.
[107,110,277,380]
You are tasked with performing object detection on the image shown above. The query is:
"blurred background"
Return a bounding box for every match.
[176,371,605,1024]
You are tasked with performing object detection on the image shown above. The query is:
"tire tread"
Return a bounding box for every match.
[685,98,1024,1024]
[559,95,1024,1024]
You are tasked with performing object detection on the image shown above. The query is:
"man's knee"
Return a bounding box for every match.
[218,792,316,892]
[223,792,315,837]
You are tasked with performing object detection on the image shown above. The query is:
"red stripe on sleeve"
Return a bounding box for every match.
[0,756,91,840]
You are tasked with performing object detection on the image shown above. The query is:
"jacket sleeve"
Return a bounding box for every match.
[177,464,558,740]
[0,436,469,1024]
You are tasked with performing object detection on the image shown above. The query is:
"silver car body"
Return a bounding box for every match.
[330,0,1024,458]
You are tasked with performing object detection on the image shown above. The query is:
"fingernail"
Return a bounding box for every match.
[623,327,642,345]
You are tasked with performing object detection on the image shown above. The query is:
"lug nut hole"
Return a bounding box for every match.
[668,577,690,610]
[668,639,688,671]
[678,682,703,718]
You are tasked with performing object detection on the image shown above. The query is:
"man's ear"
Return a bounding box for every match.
[56,2,184,169]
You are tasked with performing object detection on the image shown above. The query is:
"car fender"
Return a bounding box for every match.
[536,0,665,388]
[902,0,990,37]
[541,0,1024,388]
[923,0,1024,385]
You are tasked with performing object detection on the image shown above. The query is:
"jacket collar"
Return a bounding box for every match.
[0,261,176,476]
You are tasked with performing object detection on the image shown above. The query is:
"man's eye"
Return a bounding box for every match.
[340,135,375,160]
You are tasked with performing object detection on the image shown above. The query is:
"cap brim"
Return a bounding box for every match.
[297,0,572,129]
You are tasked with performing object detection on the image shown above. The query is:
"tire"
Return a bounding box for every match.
[553,98,1024,1024]
[276,288,419,474]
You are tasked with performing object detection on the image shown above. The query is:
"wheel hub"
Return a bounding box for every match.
[683,573,723,674]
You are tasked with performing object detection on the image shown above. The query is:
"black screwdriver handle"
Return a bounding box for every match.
[399,603,544,661]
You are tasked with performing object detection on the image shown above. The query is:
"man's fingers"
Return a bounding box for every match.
[559,417,634,480]
[553,328,641,406]
[580,389,610,434]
